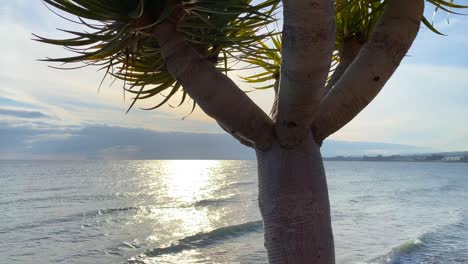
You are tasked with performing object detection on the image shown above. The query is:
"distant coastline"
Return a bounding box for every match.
[324,152,468,163]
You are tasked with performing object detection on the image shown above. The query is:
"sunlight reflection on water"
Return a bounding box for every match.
[131,160,231,263]
[163,160,221,203]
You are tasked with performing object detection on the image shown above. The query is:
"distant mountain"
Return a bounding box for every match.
[438,151,468,156]
[324,151,468,163]
[0,124,440,160]
[321,140,436,158]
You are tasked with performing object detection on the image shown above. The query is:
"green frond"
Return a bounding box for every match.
[426,0,468,35]
[239,35,281,90]
[37,0,468,109]
[335,0,385,45]
[37,0,281,112]
[330,0,468,87]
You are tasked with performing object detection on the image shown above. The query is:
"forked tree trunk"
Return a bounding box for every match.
[150,2,424,263]
[256,132,334,264]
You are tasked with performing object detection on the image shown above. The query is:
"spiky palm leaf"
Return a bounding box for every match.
[36,0,281,112]
[37,0,467,112]
[240,34,282,90]
[242,0,468,90]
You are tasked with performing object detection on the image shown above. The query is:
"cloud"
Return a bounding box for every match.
[0,97,41,109]
[0,122,437,160]
[0,123,254,160]
[0,108,49,119]
[321,140,435,157]
[331,63,468,151]
[98,145,142,160]
[2,0,468,155]
[0,15,227,133]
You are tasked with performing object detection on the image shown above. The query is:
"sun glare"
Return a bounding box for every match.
[138,160,229,259]
[162,160,221,203]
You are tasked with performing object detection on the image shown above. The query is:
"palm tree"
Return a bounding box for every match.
[36,0,467,263]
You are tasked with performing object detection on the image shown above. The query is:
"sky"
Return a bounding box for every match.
[1,1,468,159]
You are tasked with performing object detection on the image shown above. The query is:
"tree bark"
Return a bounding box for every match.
[323,38,363,97]
[151,2,424,264]
[257,132,335,264]
[275,0,335,148]
[153,23,274,150]
[217,121,254,148]
[311,0,424,144]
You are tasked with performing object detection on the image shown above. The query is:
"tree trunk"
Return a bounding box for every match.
[256,132,335,264]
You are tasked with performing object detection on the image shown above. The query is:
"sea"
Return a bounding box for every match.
[0,160,467,264]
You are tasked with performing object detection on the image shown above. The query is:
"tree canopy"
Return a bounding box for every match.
[36,0,467,114]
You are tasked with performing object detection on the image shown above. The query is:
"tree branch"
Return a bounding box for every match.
[323,38,363,97]
[153,22,274,150]
[270,80,280,122]
[217,121,255,149]
[311,0,424,144]
[275,0,335,148]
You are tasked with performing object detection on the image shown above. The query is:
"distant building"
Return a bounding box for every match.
[461,155,468,163]
[442,156,463,162]
[424,154,444,161]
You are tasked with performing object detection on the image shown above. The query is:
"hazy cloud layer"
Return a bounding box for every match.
[0,122,435,160]
[0,108,49,119]
[0,97,41,109]
[0,123,253,160]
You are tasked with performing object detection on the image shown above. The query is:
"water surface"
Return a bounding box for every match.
[1,160,467,263]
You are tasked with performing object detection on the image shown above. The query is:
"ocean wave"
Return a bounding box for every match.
[367,238,424,264]
[0,193,119,206]
[25,185,84,192]
[0,198,241,235]
[0,192,237,209]
[0,216,79,235]
[144,220,263,257]
[189,196,235,207]
[0,195,241,234]
[229,181,255,187]
[393,184,458,197]
[0,206,142,235]
[92,207,140,216]
[367,211,468,264]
